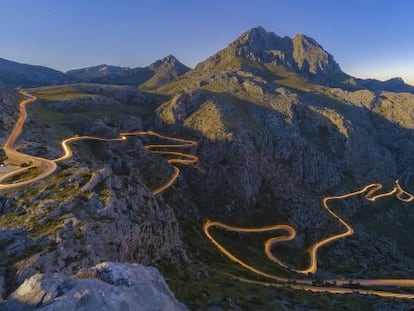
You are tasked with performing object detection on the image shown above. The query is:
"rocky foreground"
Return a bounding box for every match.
[1,262,186,310]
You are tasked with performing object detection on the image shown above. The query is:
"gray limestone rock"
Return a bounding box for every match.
[1,262,187,311]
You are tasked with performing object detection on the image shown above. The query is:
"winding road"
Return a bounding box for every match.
[204,180,414,299]
[2,90,414,300]
[0,91,198,193]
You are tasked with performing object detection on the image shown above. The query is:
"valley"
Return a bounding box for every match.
[1,26,414,310]
[0,91,197,194]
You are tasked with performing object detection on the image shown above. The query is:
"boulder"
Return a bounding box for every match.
[1,262,187,311]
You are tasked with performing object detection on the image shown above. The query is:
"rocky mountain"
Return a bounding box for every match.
[141,55,192,90]
[0,58,69,88]
[1,27,414,310]
[193,26,347,84]
[180,26,412,92]
[67,55,190,88]
[65,64,131,82]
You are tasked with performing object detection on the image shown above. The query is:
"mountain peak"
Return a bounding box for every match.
[149,55,189,71]
[195,26,345,83]
[241,26,269,40]
[234,26,283,51]
[161,54,179,63]
[141,55,190,89]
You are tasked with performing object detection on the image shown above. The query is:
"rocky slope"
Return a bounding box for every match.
[0,85,189,303]
[1,27,414,310]
[152,27,414,308]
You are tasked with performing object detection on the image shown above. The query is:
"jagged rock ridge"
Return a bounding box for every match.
[194,26,346,83]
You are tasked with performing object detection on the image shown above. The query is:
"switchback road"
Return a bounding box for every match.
[0,91,197,193]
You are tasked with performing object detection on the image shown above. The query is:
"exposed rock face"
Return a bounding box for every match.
[0,143,186,288]
[0,58,69,88]
[194,26,346,83]
[1,262,187,311]
[292,34,344,79]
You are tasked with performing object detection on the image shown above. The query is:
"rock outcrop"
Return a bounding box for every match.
[1,262,187,311]
[194,26,347,83]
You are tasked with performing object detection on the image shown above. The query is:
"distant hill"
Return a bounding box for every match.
[0,58,69,88]
[355,77,414,93]
[65,64,131,82]
[67,55,190,89]
[0,55,190,89]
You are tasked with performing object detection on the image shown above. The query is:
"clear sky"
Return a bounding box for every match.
[0,0,413,84]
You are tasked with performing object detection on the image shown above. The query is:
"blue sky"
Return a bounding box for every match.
[0,0,413,83]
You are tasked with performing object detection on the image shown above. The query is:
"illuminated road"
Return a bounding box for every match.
[0,91,58,190]
[204,181,414,299]
[122,131,198,194]
[232,276,414,300]
[4,90,35,150]
[0,91,197,194]
[3,91,414,300]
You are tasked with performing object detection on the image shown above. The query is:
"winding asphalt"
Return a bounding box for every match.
[204,181,414,299]
[3,91,414,299]
[0,91,198,194]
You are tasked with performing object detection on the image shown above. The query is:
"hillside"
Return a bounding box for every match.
[0,58,69,88]
[1,27,414,310]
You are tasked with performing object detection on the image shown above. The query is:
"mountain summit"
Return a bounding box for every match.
[142,55,190,89]
[195,26,346,83]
